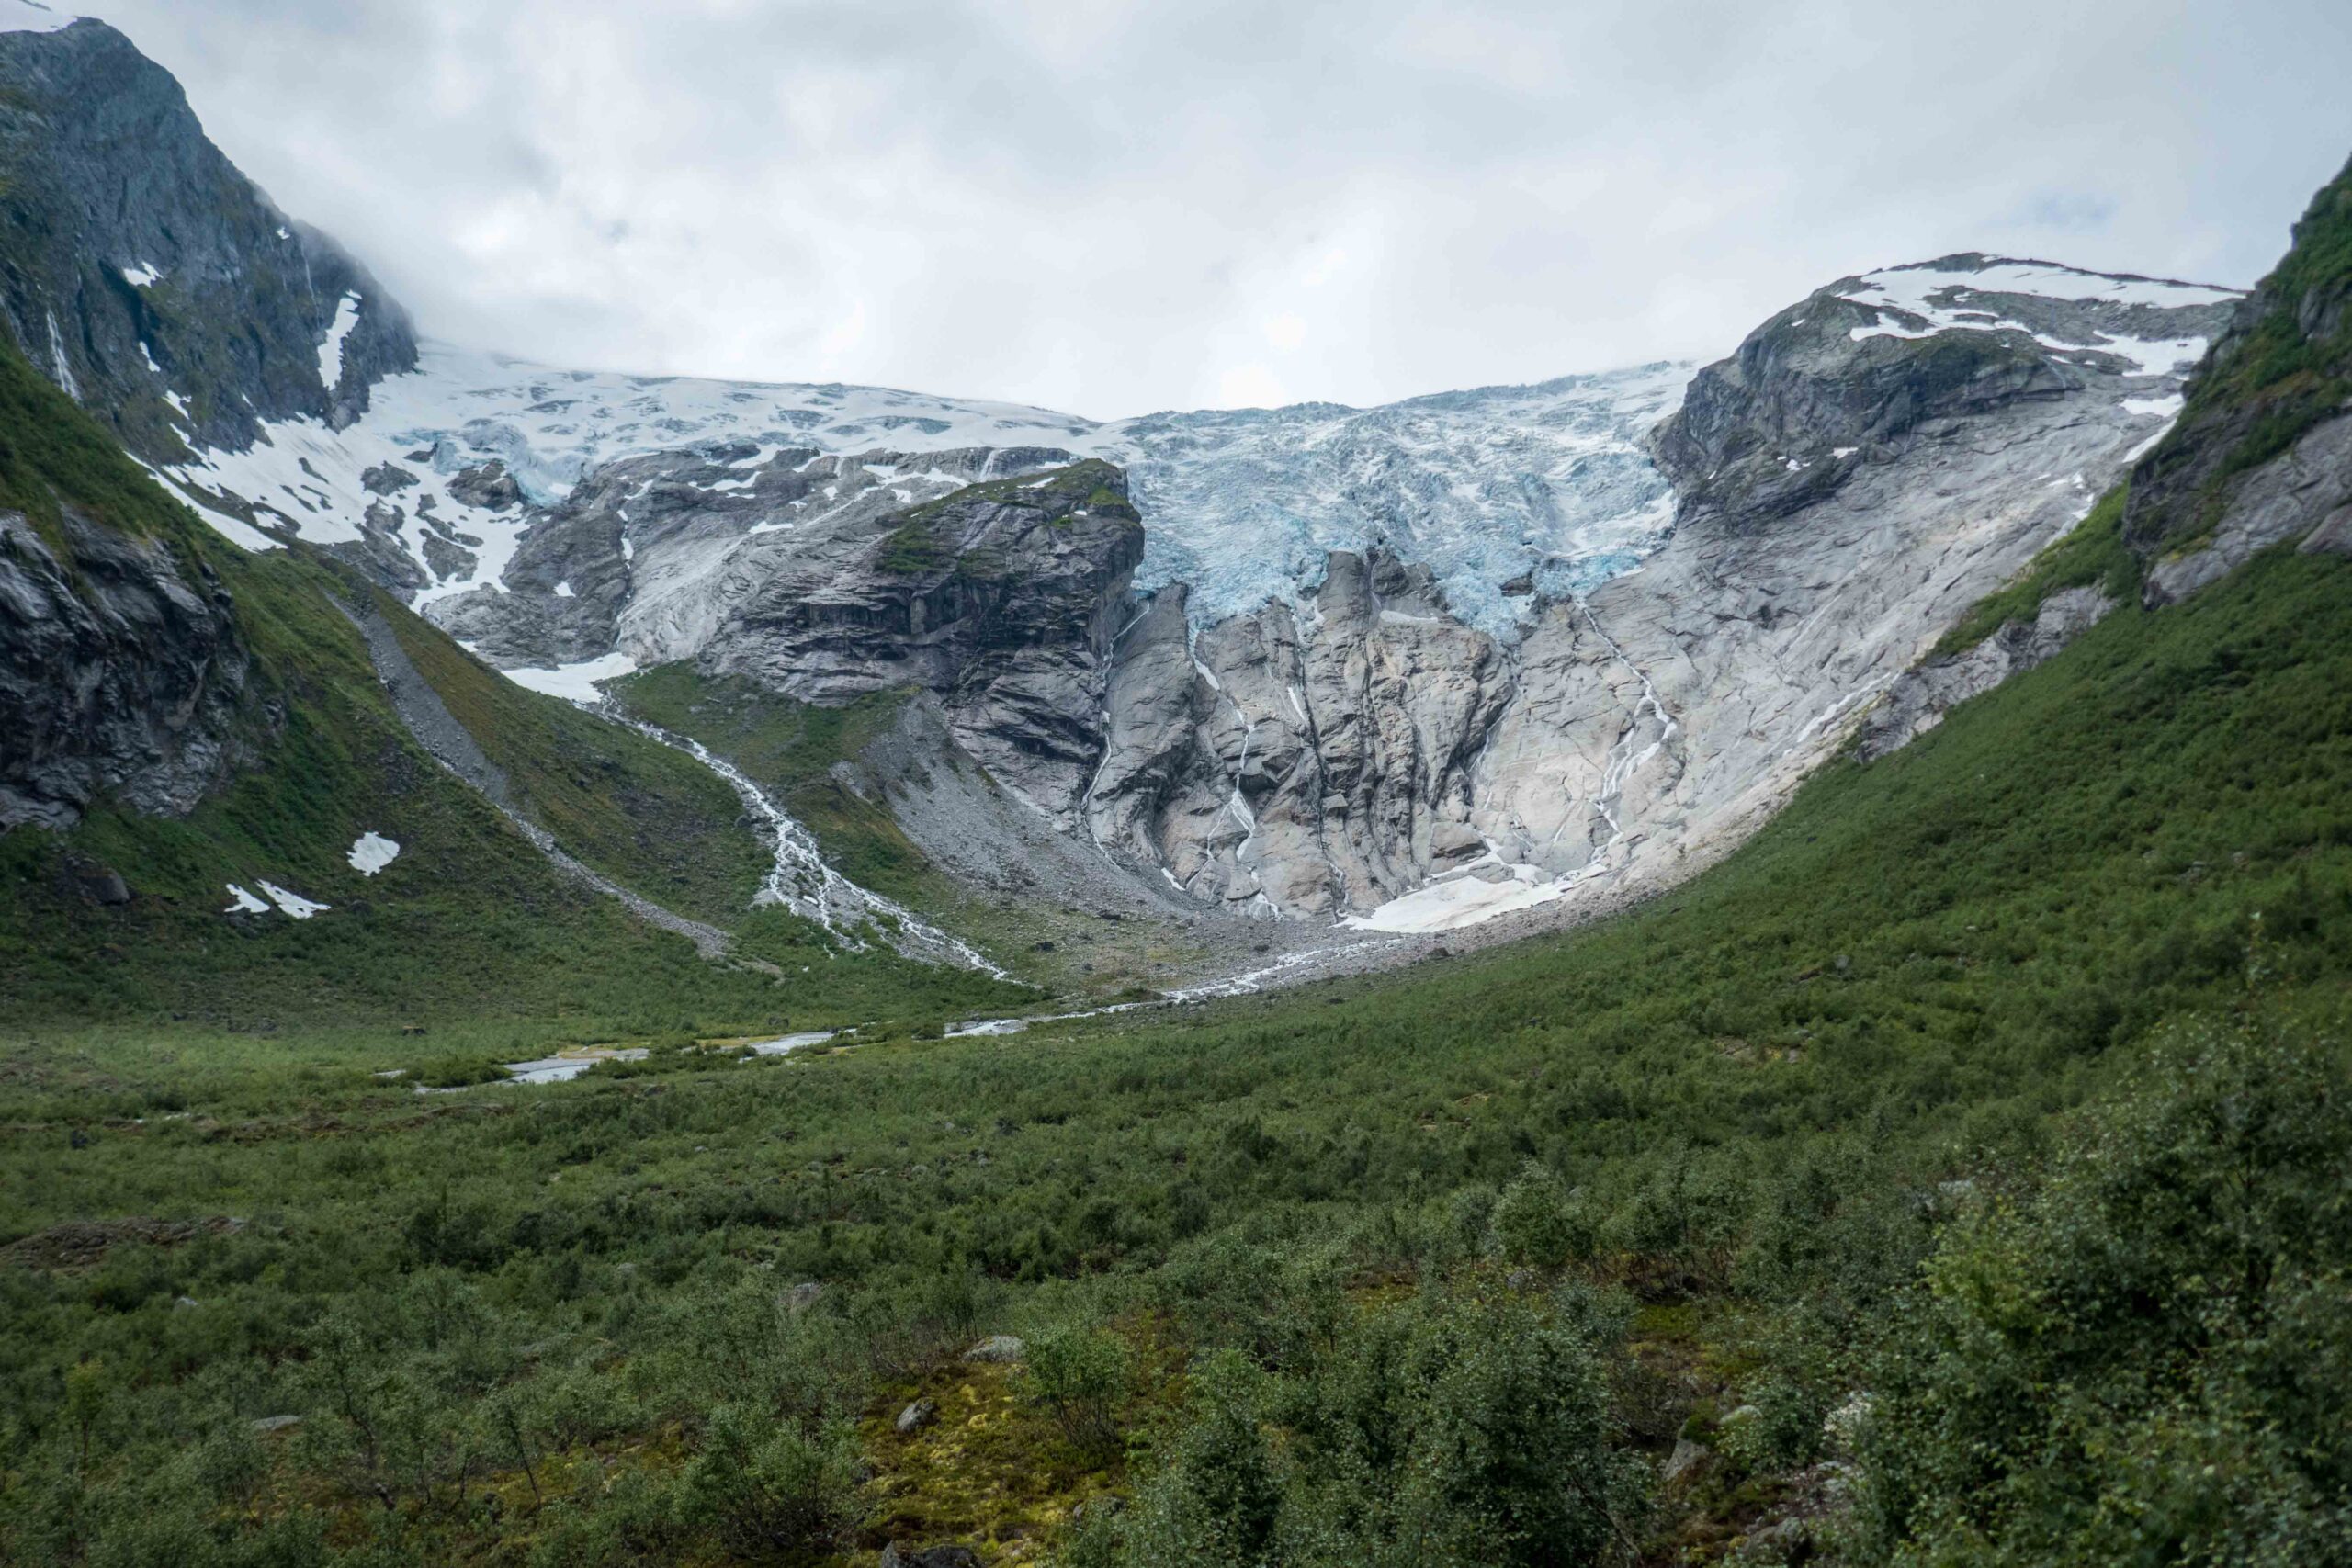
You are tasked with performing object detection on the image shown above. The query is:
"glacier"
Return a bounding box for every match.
[159,342,1690,639]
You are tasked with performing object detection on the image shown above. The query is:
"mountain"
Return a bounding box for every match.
[0,13,2260,951]
[6,14,2352,1567]
[0,10,415,464]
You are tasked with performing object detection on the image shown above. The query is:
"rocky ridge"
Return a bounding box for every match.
[1069,258,2238,928]
[0,17,415,466]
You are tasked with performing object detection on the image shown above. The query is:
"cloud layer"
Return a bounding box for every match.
[75,0,2352,417]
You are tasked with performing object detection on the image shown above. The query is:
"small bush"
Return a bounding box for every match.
[1018,1323,1135,1461]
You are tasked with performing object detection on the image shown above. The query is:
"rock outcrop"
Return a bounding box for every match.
[1086,552,1510,917]
[0,506,258,829]
[1855,585,2117,760]
[704,461,1144,821]
[0,19,415,463]
[1415,259,2235,919]
[425,442,1074,669]
[1080,259,2239,926]
[399,261,2237,931]
[2124,157,2352,602]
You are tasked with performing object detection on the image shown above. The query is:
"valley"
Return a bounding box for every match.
[3,8,2350,1567]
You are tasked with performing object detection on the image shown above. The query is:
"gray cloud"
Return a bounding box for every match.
[73,0,2352,416]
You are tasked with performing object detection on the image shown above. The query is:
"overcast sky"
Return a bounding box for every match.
[69,0,2352,418]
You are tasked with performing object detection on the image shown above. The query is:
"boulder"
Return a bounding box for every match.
[964,1335,1025,1364]
[1662,1438,1713,1489]
[878,1545,982,1568]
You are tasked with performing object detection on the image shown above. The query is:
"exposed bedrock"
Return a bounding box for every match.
[0,507,261,830]
[1086,551,1510,918]
[418,257,2245,927]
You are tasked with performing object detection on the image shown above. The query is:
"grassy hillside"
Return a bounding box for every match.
[0,333,1029,1055]
[375,600,768,928]
[608,664,941,908]
[4,521,2346,1563]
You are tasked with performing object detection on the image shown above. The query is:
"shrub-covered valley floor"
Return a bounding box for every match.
[5,469,2351,1566]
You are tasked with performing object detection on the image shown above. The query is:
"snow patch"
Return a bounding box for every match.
[257,880,329,919]
[552,580,575,598]
[346,831,401,876]
[502,650,639,705]
[130,458,282,552]
[1345,867,1561,933]
[1839,260,2230,378]
[120,263,162,288]
[222,884,269,915]
[315,291,361,392]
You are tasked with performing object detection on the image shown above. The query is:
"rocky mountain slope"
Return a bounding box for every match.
[1859,154,2352,759]
[0,302,1034,1041]
[0,9,415,467]
[1,10,2268,946]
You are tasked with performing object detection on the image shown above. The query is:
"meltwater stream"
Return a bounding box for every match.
[610,714,1009,978]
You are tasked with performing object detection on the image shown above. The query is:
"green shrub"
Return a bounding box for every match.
[673,1403,861,1557]
[1492,1159,1595,1268]
[1018,1323,1136,1462]
[1853,1020,2352,1565]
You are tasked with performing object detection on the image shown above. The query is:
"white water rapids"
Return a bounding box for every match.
[612,714,1010,978]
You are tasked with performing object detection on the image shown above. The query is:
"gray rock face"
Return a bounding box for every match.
[1071,261,2237,926]
[428,442,1074,668]
[414,261,2235,931]
[0,21,416,463]
[0,508,259,829]
[2142,412,2352,604]
[445,460,524,513]
[1856,584,2117,760]
[1410,260,2235,918]
[2123,158,2352,566]
[1086,550,1510,917]
[697,461,1144,822]
[1650,256,2238,532]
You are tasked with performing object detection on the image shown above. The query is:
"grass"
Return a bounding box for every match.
[375,595,769,927]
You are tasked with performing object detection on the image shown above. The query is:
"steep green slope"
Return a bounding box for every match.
[0,333,1026,1043]
[608,664,938,907]
[374,601,768,928]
